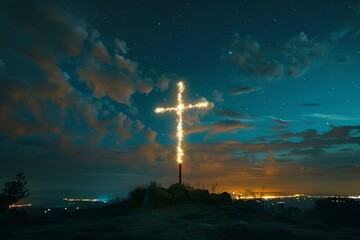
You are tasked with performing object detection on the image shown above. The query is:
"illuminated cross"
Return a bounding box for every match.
[155,81,209,184]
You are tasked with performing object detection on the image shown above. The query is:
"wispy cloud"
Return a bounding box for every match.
[212,89,224,102]
[270,126,287,131]
[304,113,360,121]
[336,55,351,64]
[229,86,261,95]
[185,120,253,136]
[298,103,320,107]
[216,109,258,121]
[331,4,360,40]
[266,116,296,123]
[229,32,328,79]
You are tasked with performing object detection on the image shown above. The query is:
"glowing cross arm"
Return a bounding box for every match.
[155,101,209,113]
[154,106,177,113]
[185,101,209,109]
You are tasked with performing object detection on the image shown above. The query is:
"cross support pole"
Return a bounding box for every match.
[179,163,182,184]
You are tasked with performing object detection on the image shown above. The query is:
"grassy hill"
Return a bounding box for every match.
[1,183,360,240]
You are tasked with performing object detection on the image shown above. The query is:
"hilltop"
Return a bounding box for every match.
[1,183,360,239]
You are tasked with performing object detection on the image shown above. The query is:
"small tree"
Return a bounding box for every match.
[0,172,29,211]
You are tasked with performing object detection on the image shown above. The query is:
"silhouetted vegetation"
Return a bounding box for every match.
[124,182,232,206]
[128,186,147,205]
[0,172,29,212]
[0,173,30,225]
[115,181,231,208]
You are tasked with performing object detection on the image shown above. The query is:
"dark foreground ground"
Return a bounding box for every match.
[1,202,360,240]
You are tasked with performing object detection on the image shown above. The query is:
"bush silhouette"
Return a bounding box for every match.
[128,186,147,205]
[0,172,29,212]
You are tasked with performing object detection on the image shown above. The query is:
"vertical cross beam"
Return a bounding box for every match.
[155,81,209,184]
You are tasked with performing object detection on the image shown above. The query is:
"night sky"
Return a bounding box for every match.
[1,0,360,198]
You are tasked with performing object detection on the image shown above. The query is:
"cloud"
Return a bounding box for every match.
[298,103,320,107]
[134,119,145,133]
[304,113,360,121]
[78,50,157,106]
[270,126,287,131]
[216,109,257,120]
[212,89,224,102]
[0,1,88,57]
[272,118,289,125]
[229,32,328,79]
[77,53,152,106]
[182,97,214,126]
[186,125,360,167]
[0,1,89,139]
[116,112,133,140]
[229,36,284,79]
[91,41,110,62]
[332,5,360,40]
[113,142,174,166]
[336,55,351,64]
[229,86,260,95]
[323,125,360,138]
[185,120,253,136]
[114,54,138,73]
[216,109,244,119]
[114,38,129,54]
[179,125,360,189]
[2,120,359,194]
[89,29,101,43]
[267,116,294,124]
[285,32,328,77]
[282,125,360,142]
[183,111,202,126]
[156,76,170,91]
[281,148,324,157]
[0,0,159,151]
[144,128,157,143]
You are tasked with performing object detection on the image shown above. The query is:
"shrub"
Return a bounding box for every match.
[0,172,29,212]
[128,186,147,205]
[168,183,189,203]
[189,189,211,204]
[210,192,232,205]
[143,187,173,206]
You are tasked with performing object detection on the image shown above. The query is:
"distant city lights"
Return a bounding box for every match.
[63,197,105,202]
[9,203,31,208]
[229,193,360,200]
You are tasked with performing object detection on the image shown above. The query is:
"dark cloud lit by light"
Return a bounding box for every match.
[229,86,261,95]
[229,32,328,79]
